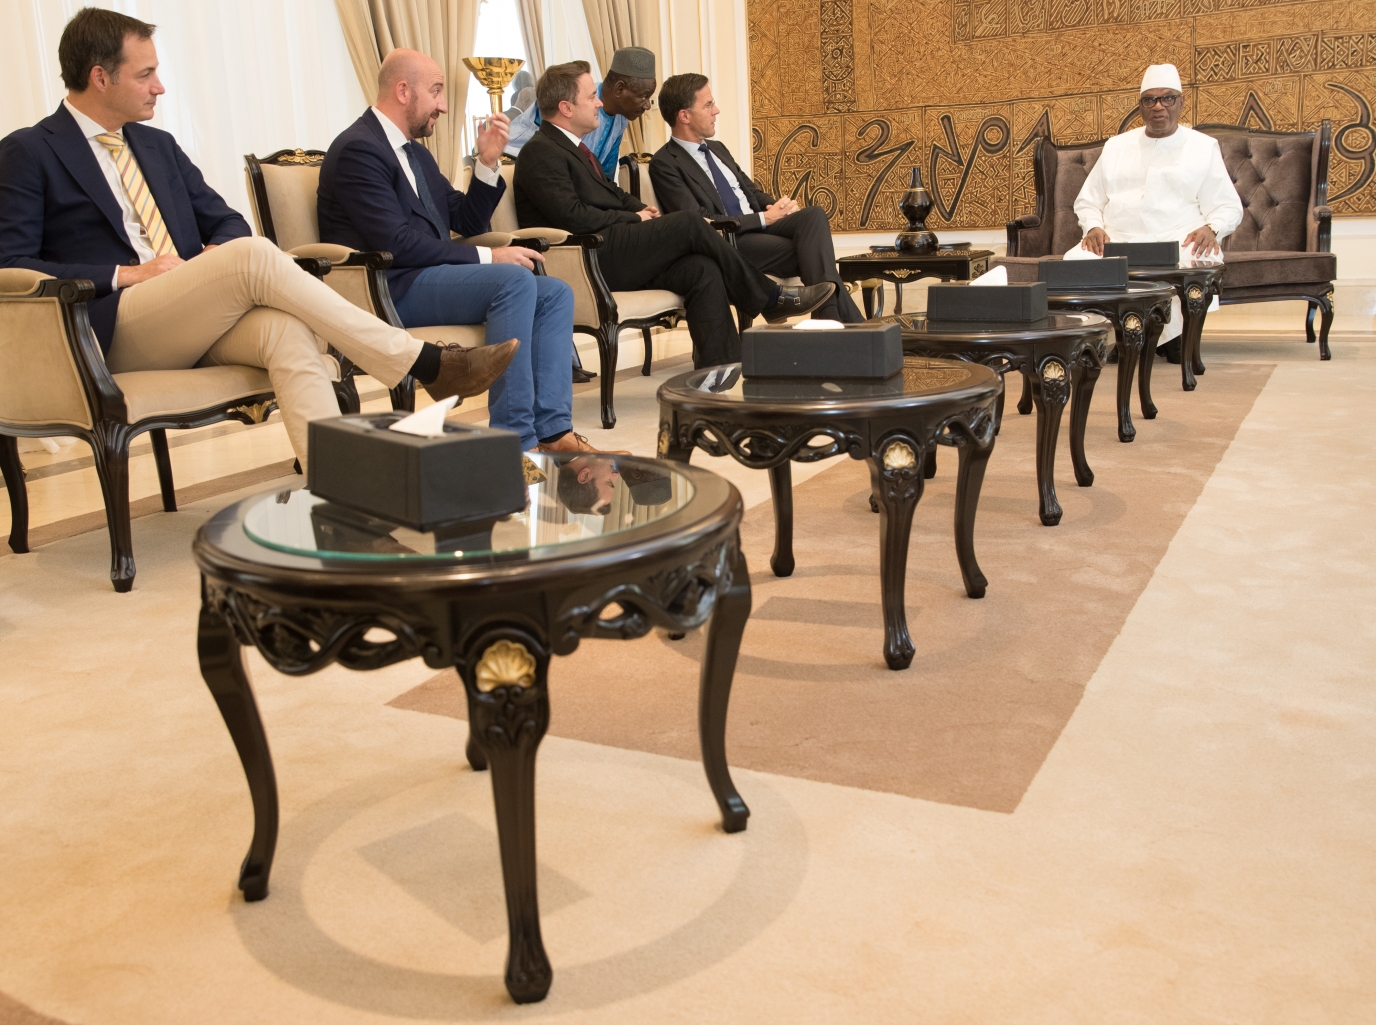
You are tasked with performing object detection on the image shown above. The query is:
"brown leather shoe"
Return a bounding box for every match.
[422,338,519,402]
[536,431,630,455]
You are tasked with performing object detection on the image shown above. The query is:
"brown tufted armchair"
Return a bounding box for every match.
[1003,124,1336,359]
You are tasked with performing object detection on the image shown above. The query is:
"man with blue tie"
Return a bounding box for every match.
[0,9,514,469]
[648,74,862,324]
[317,48,600,454]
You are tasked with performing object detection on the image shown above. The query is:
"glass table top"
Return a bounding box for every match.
[241,453,694,562]
[668,357,983,404]
[889,312,1106,336]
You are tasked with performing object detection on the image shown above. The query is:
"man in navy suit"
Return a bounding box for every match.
[0,9,513,467]
[318,49,596,455]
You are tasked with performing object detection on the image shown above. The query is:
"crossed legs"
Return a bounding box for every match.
[108,236,423,463]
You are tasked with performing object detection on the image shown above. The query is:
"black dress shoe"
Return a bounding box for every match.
[572,364,596,383]
[761,282,836,324]
[1155,338,1182,364]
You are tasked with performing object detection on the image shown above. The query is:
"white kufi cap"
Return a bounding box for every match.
[1140,63,1183,93]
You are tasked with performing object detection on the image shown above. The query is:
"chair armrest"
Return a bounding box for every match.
[288,243,395,271]
[0,276,127,427]
[1312,205,1333,252]
[509,237,551,254]
[710,217,742,233]
[458,231,516,248]
[1005,215,1040,257]
[293,256,333,279]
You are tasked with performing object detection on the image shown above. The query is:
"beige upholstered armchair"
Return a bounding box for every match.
[467,161,684,430]
[0,269,284,592]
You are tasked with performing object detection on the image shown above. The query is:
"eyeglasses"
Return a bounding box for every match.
[1140,94,1181,109]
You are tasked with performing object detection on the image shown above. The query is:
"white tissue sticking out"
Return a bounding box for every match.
[389,395,458,437]
[792,318,846,330]
[968,265,1008,287]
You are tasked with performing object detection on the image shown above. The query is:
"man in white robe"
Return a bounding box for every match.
[1067,63,1243,359]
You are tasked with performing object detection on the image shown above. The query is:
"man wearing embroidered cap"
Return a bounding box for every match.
[1068,63,1243,359]
[505,46,657,180]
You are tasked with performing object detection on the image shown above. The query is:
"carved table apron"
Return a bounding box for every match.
[889,313,1113,528]
[192,459,749,1005]
[1021,283,1178,443]
[657,357,1001,671]
[1127,264,1227,392]
[837,248,994,318]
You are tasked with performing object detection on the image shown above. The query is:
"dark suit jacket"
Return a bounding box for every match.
[0,104,250,353]
[317,109,505,302]
[648,138,776,233]
[513,121,644,235]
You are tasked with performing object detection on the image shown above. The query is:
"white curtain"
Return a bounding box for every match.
[0,0,367,229]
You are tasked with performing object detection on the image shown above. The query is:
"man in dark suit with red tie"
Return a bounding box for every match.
[512,61,835,368]
[648,74,861,324]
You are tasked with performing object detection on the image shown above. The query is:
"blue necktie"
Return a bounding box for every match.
[700,143,744,217]
[403,142,449,239]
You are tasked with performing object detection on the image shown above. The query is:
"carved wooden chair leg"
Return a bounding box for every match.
[698,538,751,832]
[390,374,417,412]
[91,424,137,591]
[1,435,29,554]
[597,321,620,429]
[1305,301,1318,344]
[1317,290,1334,361]
[333,375,361,415]
[641,327,654,376]
[150,428,177,512]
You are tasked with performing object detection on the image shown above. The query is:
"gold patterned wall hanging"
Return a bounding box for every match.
[747,0,1376,230]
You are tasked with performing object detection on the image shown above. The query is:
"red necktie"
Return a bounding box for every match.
[578,142,605,179]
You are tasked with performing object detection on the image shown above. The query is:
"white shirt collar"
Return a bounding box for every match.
[370,106,410,152]
[551,123,584,147]
[63,98,114,140]
[672,135,708,155]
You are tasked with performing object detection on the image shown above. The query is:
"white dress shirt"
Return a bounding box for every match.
[369,106,497,263]
[552,123,585,148]
[1073,126,1243,244]
[63,99,157,289]
[672,135,763,230]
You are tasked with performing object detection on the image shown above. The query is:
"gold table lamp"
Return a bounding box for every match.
[462,57,525,114]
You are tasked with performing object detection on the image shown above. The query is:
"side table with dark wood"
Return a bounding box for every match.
[1031,283,1176,442]
[657,358,1001,671]
[193,455,750,1005]
[838,245,993,319]
[889,313,1112,527]
[1128,264,1227,391]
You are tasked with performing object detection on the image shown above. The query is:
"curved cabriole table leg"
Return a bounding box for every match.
[767,461,795,577]
[1179,283,1210,391]
[197,590,279,902]
[1029,360,1069,526]
[461,631,553,1005]
[1016,369,1033,416]
[868,435,925,670]
[1113,312,1144,442]
[952,428,994,599]
[699,540,752,833]
[1068,352,1100,488]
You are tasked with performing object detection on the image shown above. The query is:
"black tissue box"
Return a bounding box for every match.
[927,281,1048,321]
[1103,241,1179,267]
[1039,256,1128,290]
[741,322,902,379]
[307,413,526,532]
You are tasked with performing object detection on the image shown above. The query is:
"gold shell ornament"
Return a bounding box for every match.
[882,440,917,471]
[475,640,536,692]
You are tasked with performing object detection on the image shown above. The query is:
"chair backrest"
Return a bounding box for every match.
[1196,122,1329,253]
[0,270,94,430]
[1036,137,1106,256]
[244,149,326,250]
[460,161,521,232]
[618,154,656,208]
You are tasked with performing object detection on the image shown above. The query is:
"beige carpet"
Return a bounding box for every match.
[1,343,1373,1023]
[393,362,1273,812]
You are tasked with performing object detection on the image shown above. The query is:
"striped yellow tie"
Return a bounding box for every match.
[95,132,176,257]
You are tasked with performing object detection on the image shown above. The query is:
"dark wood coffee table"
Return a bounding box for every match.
[193,454,751,1005]
[1127,264,1227,392]
[888,313,1112,527]
[657,358,1001,671]
[838,245,993,318]
[1026,283,1177,443]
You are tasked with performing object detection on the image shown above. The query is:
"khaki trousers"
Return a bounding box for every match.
[107,236,423,463]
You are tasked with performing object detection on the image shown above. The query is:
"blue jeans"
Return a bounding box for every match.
[393,264,575,449]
